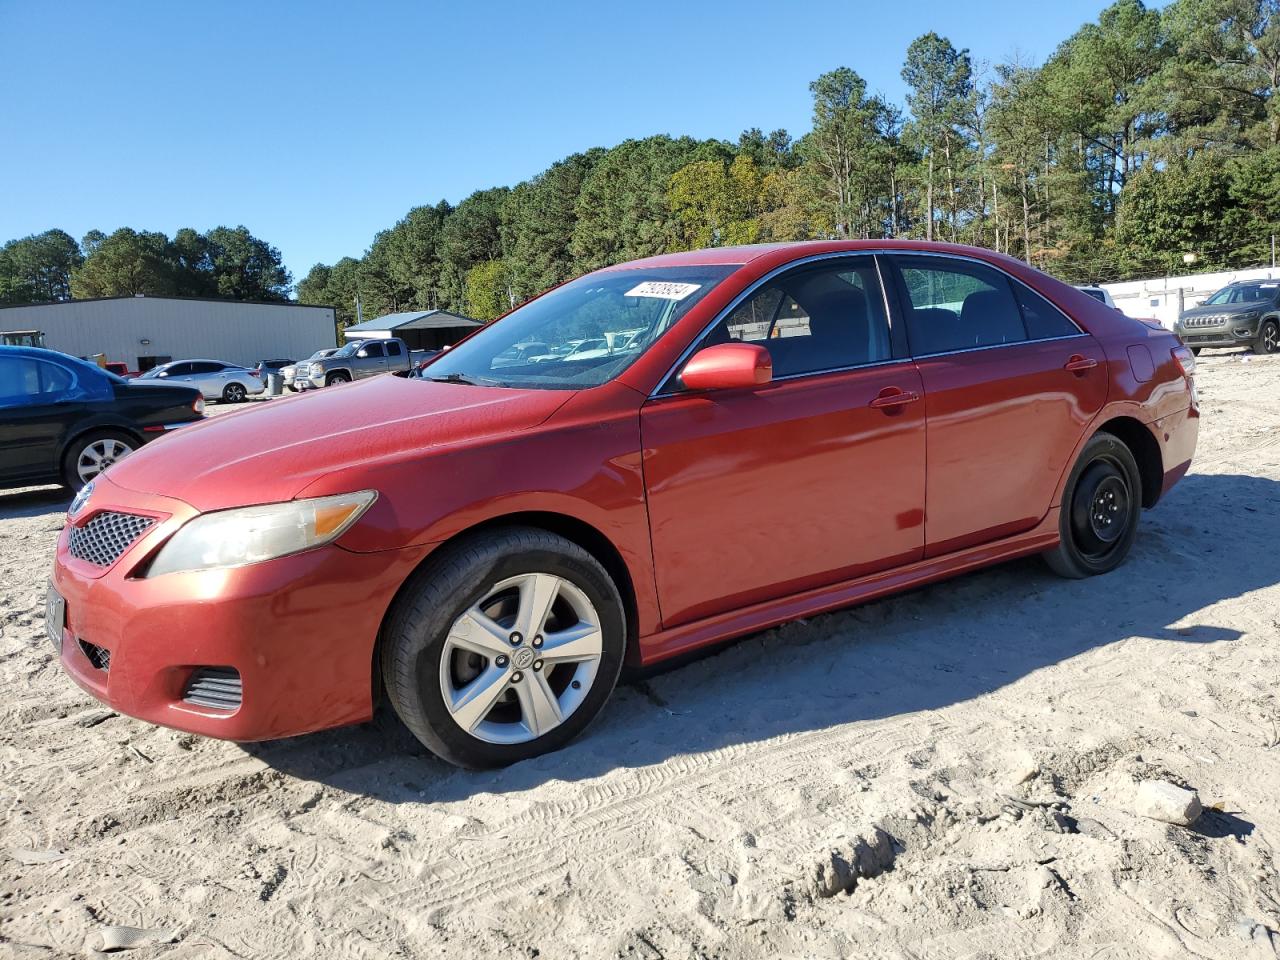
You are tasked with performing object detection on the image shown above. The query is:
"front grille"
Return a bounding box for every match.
[78,639,111,671]
[68,512,155,567]
[183,667,242,711]
[1183,314,1228,328]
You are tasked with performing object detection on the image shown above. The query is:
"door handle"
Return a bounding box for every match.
[869,388,921,410]
[1064,355,1098,373]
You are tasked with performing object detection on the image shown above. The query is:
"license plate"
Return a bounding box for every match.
[45,582,65,652]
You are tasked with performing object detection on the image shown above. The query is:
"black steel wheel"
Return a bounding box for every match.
[1043,431,1142,579]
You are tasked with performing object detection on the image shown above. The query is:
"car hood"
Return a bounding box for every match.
[1181,300,1268,318]
[106,374,573,511]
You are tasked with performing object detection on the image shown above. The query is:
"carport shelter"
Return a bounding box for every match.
[342,310,483,351]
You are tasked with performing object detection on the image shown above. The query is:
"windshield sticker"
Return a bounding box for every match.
[625,281,702,301]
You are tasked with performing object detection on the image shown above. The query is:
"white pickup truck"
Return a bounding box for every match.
[295,338,413,389]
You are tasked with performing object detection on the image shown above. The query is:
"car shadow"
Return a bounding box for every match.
[0,485,69,519]
[243,469,1280,802]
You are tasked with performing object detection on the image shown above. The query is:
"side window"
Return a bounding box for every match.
[166,362,194,377]
[35,361,76,396]
[706,259,892,380]
[189,361,221,375]
[0,357,40,406]
[362,342,385,358]
[385,341,402,356]
[1013,283,1080,340]
[893,256,1027,355]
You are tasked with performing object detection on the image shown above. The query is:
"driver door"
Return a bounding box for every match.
[639,256,927,628]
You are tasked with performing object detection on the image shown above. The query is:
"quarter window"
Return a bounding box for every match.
[0,357,80,406]
[1014,283,1080,340]
[894,256,1027,355]
[701,258,892,380]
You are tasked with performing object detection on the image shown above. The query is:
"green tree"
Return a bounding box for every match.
[464,259,512,320]
[70,228,177,298]
[202,226,291,300]
[668,155,765,248]
[501,149,604,302]
[902,33,975,240]
[439,188,508,308]
[571,136,726,270]
[0,229,84,303]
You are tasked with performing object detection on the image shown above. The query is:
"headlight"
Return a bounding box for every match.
[146,490,377,577]
[309,362,323,375]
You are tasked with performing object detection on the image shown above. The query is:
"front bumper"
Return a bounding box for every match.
[1175,318,1261,347]
[50,476,429,741]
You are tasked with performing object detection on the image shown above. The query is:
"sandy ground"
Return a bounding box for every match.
[2,356,1280,959]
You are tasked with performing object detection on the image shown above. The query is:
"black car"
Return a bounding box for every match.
[0,346,205,491]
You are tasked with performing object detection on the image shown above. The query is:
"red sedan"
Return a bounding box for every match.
[47,241,1198,768]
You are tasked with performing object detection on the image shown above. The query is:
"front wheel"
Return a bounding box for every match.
[62,430,137,490]
[1253,319,1279,355]
[1043,431,1142,579]
[381,528,626,768]
[326,371,351,386]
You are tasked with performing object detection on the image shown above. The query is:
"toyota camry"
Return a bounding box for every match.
[47,241,1198,768]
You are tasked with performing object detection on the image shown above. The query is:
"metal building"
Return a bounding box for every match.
[341,310,482,351]
[0,295,337,372]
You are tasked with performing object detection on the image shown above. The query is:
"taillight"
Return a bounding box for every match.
[1171,345,1196,380]
[193,396,206,415]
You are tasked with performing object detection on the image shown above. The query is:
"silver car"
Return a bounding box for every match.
[134,359,264,402]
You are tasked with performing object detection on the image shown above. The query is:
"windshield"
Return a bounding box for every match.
[333,342,362,358]
[423,265,734,389]
[307,350,331,360]
[137,364,168,379]
[1204,284,1277,305]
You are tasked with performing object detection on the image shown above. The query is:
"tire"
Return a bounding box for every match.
[1043,430,1142,579]
[1253,319,1279,355]
[61,429,138,491]
[326,371,351,386]
[381,527,626,768]
[222,382,247,403]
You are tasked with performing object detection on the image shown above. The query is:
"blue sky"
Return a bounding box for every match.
[2,0,1120,283]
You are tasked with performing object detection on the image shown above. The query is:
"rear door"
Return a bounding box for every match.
[886,254,1107,557]
[0,356,92,482]
[640,256,926,627]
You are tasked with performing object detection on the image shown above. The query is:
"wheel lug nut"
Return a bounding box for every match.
[509,632,523,646]
[571,680,581,689]
[511,671,523,683]
[533,660,543,671]
[495,655,508,667]
[532,635,543,648]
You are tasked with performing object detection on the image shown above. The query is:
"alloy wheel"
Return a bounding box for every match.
[226,383,246,402]
[1265,323,1279,354]
[439,573,603,744]
[77,438,134,484]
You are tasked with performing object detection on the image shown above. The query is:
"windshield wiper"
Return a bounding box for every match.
[427,372,480,385]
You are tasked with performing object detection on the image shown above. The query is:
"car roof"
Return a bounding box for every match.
[600,238,1045,273]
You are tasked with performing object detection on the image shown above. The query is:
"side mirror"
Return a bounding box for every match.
[156,371,168,378]
[357,349,368,358]
[679,342,772,391]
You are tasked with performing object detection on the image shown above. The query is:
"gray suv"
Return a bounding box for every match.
[1175,281,1280,355]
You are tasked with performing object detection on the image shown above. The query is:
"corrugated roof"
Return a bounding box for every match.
[345,309,482,333]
